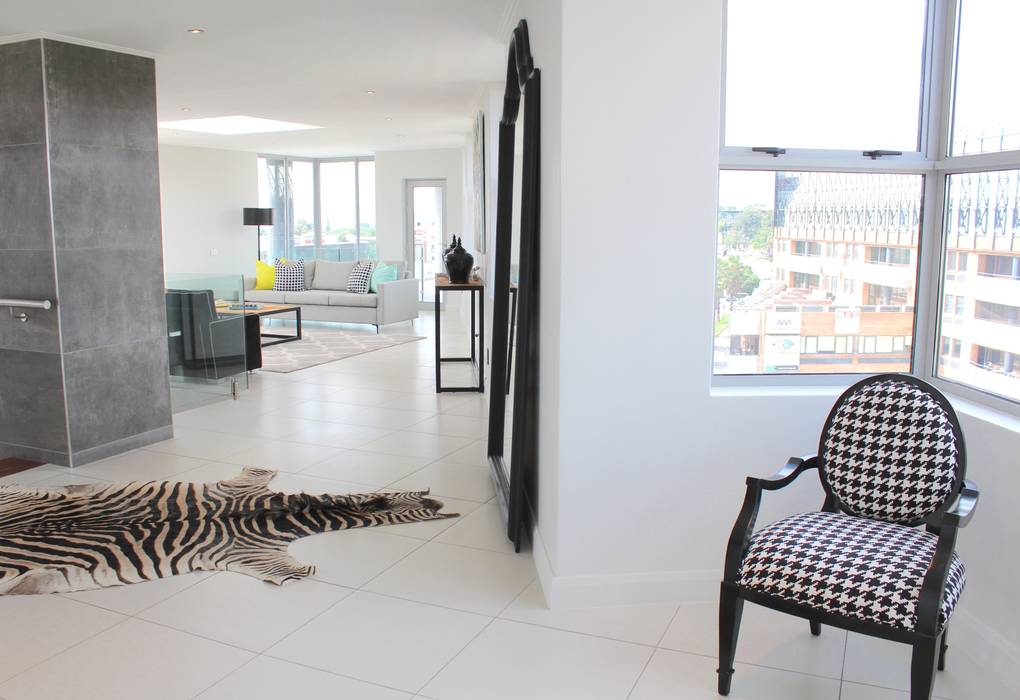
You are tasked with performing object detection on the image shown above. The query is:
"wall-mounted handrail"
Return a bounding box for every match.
[0,298,52,310]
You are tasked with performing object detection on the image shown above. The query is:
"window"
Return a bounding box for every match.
[950,0,1020,155]
[714,171,921,375]
[721,1,1020,406]
[975,301,1020,326]
[865,246,912,266]
[724,0,927,151]
[938,170,1020,401]
[256,156,376,263]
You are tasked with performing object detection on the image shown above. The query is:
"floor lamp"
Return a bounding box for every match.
[243,208,274,261]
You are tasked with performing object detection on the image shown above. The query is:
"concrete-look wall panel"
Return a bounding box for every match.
[42,40,157,151]
[0,349,68,454]
[0,144,52,250]
[63,336,170,453]
[0,250,60,353]
[55,248,166,353]
[0,40,45,146]
[50,144,162,251]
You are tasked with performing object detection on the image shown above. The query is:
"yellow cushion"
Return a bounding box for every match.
[255,259,276,290]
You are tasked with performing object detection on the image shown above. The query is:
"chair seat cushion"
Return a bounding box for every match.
[738,511,965,632]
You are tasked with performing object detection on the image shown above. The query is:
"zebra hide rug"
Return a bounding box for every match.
[0,467,456,595]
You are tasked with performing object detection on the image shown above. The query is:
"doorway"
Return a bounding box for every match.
[405,179,447,303]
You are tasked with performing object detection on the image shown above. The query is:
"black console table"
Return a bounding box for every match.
[434,275,485,393]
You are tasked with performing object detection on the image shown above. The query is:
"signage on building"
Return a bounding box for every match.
[763,335,801,372]
[729,310,761,336]
[834,307,861,335]
[765,309,802,335]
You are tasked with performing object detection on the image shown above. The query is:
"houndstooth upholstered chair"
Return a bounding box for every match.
[718,374,979,700]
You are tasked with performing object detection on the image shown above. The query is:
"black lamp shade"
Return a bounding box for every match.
[243,207,274,226]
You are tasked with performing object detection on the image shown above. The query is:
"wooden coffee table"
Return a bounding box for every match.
[215,302,302,347]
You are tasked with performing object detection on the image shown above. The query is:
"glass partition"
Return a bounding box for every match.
[164,273,249,412]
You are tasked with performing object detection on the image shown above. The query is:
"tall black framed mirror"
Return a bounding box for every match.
[488,19,539,552]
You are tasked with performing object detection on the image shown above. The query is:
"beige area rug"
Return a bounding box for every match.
[259,327,424,373]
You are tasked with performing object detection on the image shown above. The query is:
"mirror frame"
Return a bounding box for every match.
[487,19,540,552]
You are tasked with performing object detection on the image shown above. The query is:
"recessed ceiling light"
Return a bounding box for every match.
[180,107,191,112]
[365,90,376,95]
[187,28,205,34]
[157,115,323,135]
[385,116,393,121]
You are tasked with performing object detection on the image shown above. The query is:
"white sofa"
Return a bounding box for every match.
[244,260,419,331]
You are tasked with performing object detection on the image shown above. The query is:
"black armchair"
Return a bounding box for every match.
[719,374,978,700]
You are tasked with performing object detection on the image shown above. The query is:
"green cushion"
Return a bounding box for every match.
[369,261,399,293]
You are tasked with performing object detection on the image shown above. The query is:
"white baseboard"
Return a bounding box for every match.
[531,519,719,609]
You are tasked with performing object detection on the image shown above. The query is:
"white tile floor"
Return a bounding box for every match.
[0,311,1010,699]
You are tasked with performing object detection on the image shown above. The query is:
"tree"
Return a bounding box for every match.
[716,256,760,302]
[724,206,774,251]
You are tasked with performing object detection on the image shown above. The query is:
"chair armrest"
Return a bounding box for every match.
[752,455,819,491]
[948,479,979,527]
[723,455,819,583]
[916,479,979,635]
[377,277,420,326]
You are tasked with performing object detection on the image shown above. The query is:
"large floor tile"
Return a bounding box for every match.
[0,618,252,700]
[72,449,210,481]
[441,439,487,467]
[255,415,394,448]
[358,431,474,459]
[0,596,124,682]
[423,619,652,700]
[286,401,435,430]
[147,427,255,460]
[264,471,379,494]
[500,582,677,646]
[301,448,432,486]
[388,460,495,502]
[288,529,423,588]
[173,460,277,484]
[364,541,534,616]
[199,656,412,699]
[436,501,516,553]
[139,572,351,652]
[629,648,840,700]
[267,590,489,693]
[220,437,340,471]
[61,571,212,615]
[0,465,64,486]
[660,600,847,679]
[407,414,489,439]
[842,630,1013,700]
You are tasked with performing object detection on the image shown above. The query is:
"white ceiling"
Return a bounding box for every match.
[0,0,511,156]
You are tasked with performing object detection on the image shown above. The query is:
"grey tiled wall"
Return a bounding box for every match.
[0,39,172,466]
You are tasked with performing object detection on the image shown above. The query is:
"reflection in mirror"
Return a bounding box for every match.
[503,94,525,483]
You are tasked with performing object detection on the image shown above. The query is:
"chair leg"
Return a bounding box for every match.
[938,627,949,671]
[910,637,939,700]
[809,620,821,636]
[718,583,744,696]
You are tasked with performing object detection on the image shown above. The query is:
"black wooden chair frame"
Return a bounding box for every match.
[718,374,980,700]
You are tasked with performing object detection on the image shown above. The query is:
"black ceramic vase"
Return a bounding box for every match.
[442,235,457,277]
[446,237,474,283]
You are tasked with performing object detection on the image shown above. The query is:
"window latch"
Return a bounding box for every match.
[752,146,786,157]
[862,150,903,160]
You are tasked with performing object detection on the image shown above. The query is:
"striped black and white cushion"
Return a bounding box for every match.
[273,259,305,292]
[821,378,959,523]
[347,261,376,294]
[738,510,965,632]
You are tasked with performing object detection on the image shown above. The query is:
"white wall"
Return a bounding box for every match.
[373,148,465,264]
[158,145,258,276]
[525,0,1020,687]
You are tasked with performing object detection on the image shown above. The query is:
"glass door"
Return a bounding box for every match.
[406,179,447,303]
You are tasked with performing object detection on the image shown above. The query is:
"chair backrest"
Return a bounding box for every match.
[818,373,965,525]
